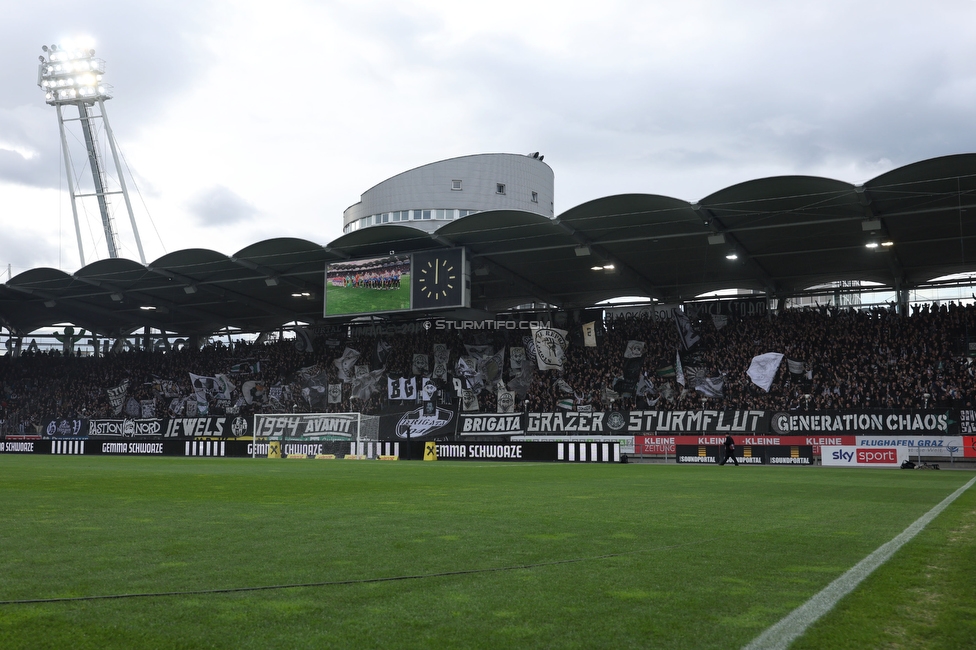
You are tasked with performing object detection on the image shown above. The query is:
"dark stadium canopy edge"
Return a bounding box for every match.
[2,153,975,337]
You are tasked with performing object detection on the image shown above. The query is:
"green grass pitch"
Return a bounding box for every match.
[325,273,411,315]
[0,456,973,649]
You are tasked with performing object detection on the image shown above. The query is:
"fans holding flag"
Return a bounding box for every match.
[673,308,701,351]
[531,325,569,370]
[747,352,784,392]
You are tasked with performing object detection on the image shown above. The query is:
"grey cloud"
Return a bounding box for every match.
[187,185,260,226]
[0,1,217,188]
[0,148,54,188]
[0,228,62,273]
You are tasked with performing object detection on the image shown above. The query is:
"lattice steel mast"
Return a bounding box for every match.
[37,42,146,265]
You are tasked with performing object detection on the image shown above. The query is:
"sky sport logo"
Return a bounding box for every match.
[825,446,901,467]
[423,319,551,331]
[856,449,897,464]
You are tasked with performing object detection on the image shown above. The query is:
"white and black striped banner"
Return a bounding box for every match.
[350,441,400,458]
[50,440,85,455]
[556,442,620,463]
[185,440,226,456]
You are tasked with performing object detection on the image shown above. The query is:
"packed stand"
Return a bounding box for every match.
[1,302,975,434]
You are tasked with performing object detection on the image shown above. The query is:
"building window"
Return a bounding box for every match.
[422,210,432,220]
[452,180,462,191]
[496,183,506,194]
[531,191,538,203]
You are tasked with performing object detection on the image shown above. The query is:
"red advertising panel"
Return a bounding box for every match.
[964,436,976,458]
[635,435,855,455]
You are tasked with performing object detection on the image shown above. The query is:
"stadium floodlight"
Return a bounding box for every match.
[36,41,146,267]
[37,44,111,106]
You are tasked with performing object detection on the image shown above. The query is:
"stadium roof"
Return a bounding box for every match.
[2,153,976,337]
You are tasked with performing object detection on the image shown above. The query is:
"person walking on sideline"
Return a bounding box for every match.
[720,434,739,466]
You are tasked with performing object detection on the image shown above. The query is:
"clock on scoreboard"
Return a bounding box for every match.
[412,248,466,309]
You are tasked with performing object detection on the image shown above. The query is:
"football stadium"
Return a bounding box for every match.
[3,42,976,650]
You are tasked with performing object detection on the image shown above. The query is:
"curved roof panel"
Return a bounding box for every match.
[2,153,975,335]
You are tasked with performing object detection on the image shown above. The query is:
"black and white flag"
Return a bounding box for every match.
[496,389,516,413]
[582,322,597,348]
[125,397,141,418]
[293,327,314,353]
[333,347,361,383]
[464,344,494,358]
[421,378,437,402]
[350,368,385,401]
[461,389,479,412]
[412,354,430,376]
[623,340,646,358]
[531,326,569,371]
[432,344,450,380]
[510,346,526,371]
[635,373,656,398]
[106,379,129,415]
[455,356,481,391]
[683,364,708,388]
[327,384,343,404]
[388,376,418,401]
[479,350,505,385]
[673,308,701,350]
[506,362,534,400]
[555,378,575,394]
[303,371,330,409]
[695,376,725,399]
[748,352,784,392]
[372,340,392,370]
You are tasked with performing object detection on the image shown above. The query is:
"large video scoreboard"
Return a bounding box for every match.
[323,248,468,317]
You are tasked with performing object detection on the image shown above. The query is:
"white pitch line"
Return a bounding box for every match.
[744,475,976,650]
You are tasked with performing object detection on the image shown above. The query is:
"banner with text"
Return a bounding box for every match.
[675,444,813,465]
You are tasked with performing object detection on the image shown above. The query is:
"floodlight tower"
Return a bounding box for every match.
[37,42,146,265]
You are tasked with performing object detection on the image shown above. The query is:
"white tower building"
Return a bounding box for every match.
[343,153,554,234]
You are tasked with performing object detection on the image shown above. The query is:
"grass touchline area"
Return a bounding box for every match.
[0,536,720,606]
[0,456,973,650]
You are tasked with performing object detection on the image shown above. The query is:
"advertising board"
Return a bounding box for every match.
[822,445,907,468]
[675,444,813,465]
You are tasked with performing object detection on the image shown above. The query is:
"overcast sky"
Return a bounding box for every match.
[2,0,976,276]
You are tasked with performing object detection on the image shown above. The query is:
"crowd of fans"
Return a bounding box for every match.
[1,301,975,434]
